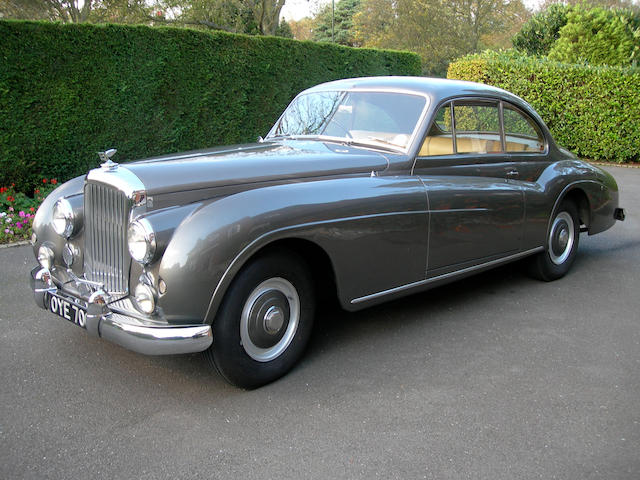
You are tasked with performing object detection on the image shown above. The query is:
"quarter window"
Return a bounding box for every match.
[503,105,545,152]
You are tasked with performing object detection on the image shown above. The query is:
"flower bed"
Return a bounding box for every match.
[1,179,58,244]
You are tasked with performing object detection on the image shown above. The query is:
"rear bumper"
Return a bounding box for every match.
[31,266,213,355]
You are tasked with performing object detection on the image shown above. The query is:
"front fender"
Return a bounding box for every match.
[157,176,428,324]
[32,175,85,258]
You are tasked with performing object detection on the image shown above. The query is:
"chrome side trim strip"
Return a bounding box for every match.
[350,246,544,305]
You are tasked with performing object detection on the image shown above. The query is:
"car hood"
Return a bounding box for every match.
[121,140,390,196]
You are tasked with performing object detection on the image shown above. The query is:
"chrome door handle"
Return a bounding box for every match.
[506,169,519,178]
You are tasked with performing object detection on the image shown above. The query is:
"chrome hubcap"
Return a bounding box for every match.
[240,278,300,362]
[264,306,285,334]
[548,211,575,265]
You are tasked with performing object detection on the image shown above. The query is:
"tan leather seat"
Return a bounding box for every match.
[419,136,500,156]
[419,136,453,156]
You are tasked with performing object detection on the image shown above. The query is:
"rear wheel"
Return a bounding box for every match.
[205,250,315,389]
[528,200,580,281]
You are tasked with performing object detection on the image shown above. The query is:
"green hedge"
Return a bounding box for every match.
[447,51,640,163]
[0,20,421,192]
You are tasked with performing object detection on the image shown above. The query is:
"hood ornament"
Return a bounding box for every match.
[98,149,118,171]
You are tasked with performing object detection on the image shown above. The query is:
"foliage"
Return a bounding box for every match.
[288,17,313,40]
[0,0,151,23]
[512,3,570,56]
[157,0,287,35]
[0,1,291,36]
[548,6,640,67]
[354,0,529,77]
[274,18,293,38]
[312,0,361,46]
[0,179,57,244]
[448,50,640,163]
[0,20,421,194]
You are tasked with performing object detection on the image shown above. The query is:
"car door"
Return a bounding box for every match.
[413,99,525,276]
[499,102,553,250]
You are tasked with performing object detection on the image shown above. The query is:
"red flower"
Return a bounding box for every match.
[51,179,58,185]
[34,189,40,194]
[30,207,35,212]
[42,179,48,184]
[7,195,14,202]
[0,187,6,193]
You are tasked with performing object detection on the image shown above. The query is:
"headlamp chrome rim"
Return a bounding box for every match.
[127,218,156,265]
[52,198,74,238]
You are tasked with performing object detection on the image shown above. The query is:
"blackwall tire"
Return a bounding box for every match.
[204,250,315,389]
[528,200,580,282]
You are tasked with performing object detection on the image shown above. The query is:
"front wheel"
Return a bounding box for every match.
[527,200,580,282]
[205,250,315,389]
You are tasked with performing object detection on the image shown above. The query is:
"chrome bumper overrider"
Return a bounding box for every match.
[31,267,213,355]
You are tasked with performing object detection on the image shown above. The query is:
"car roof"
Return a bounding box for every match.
[303,76,525,107]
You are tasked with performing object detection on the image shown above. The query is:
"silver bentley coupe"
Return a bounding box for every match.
[30,77,625,388]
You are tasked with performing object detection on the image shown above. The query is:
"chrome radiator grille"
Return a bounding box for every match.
[84,182,131,295]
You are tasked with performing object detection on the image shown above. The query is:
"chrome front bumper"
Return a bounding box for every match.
[31,267,213,355]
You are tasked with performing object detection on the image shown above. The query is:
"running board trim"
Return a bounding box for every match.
[351,246,545,305]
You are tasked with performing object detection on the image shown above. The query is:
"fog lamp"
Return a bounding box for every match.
[37,244,55,269]
[134,283,156,314]
[63,243,78,267]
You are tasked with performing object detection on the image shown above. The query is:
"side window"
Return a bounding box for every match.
[419,104,453,156]
[503,105,545,152]
[453,101,502,154]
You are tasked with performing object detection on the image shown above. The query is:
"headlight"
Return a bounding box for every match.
[127,218,156,264]
[52,199,74,238]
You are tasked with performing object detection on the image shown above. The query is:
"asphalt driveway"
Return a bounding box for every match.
[1,165,638,479]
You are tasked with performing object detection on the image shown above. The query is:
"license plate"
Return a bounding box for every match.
[47,294,87,328]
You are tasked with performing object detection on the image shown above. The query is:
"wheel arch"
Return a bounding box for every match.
[562,187,591,230]
[547,182,594,242]
[204,236,339,325]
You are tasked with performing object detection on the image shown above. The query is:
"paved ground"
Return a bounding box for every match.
[1,166,638,480]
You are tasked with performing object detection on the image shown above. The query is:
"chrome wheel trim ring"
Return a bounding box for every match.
[240,277,300,362]
[548,211,575,265]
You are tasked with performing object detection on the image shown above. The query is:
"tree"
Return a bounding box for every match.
[289,16,314,40]
[156,0,287,35]
[0,0,150,23]
[275,18,293,37]
[548,6,640,66]
[312,0,361,46]
[354,0,529,76]
[539,0,640,11]
[512,3,570,56]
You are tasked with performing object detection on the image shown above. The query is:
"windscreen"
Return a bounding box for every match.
[268,90,427,150]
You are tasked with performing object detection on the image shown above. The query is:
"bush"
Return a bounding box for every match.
[0,20,421,194]
[448,50,640,163]
[512,3,570,57]
[548,6,640,67]
[0,179,57,243]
